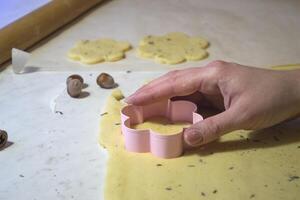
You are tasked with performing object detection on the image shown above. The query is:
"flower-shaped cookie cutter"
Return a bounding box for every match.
[121,99,203,158]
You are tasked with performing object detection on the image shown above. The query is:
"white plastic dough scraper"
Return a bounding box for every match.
[12,48,70,74]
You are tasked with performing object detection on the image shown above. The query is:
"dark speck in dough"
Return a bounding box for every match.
[288,176,299,182]
[273,136,280,141]
[101,112,108,116]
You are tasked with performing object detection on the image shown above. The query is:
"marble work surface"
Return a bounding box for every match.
[1,0,300,199]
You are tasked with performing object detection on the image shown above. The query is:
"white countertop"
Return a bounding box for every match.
[1,0,300,199]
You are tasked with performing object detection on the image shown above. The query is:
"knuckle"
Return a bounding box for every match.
[206,61,228,77]
[207,118,222,137]
[167,70,180,83]
[198,117,222,139]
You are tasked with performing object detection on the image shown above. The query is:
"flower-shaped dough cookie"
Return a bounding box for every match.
[68,39,131,64]
[137,32,209,64]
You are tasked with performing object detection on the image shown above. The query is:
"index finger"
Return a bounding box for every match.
[125,67,206,105]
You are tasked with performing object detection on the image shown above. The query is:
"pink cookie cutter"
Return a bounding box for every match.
[121,99,203,158]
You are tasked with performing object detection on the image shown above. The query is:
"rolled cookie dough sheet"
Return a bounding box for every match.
[99,88,300,200]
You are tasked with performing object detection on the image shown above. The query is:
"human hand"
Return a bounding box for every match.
[125,61,300,147]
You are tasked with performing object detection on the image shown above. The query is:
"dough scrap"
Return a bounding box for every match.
[271,64,300,70]
[137,32,209,64]
[99,89,300,200]
[68,39,131,64]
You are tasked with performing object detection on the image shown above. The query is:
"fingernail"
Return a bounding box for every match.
[185,128,204,146]
[124,94,134,104]
[124,96,133,104]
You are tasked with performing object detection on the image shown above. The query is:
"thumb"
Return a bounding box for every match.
[184,109,237,147]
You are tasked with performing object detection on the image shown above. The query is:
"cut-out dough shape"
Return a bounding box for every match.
[137,32,209,64]
[68,39,131,64]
